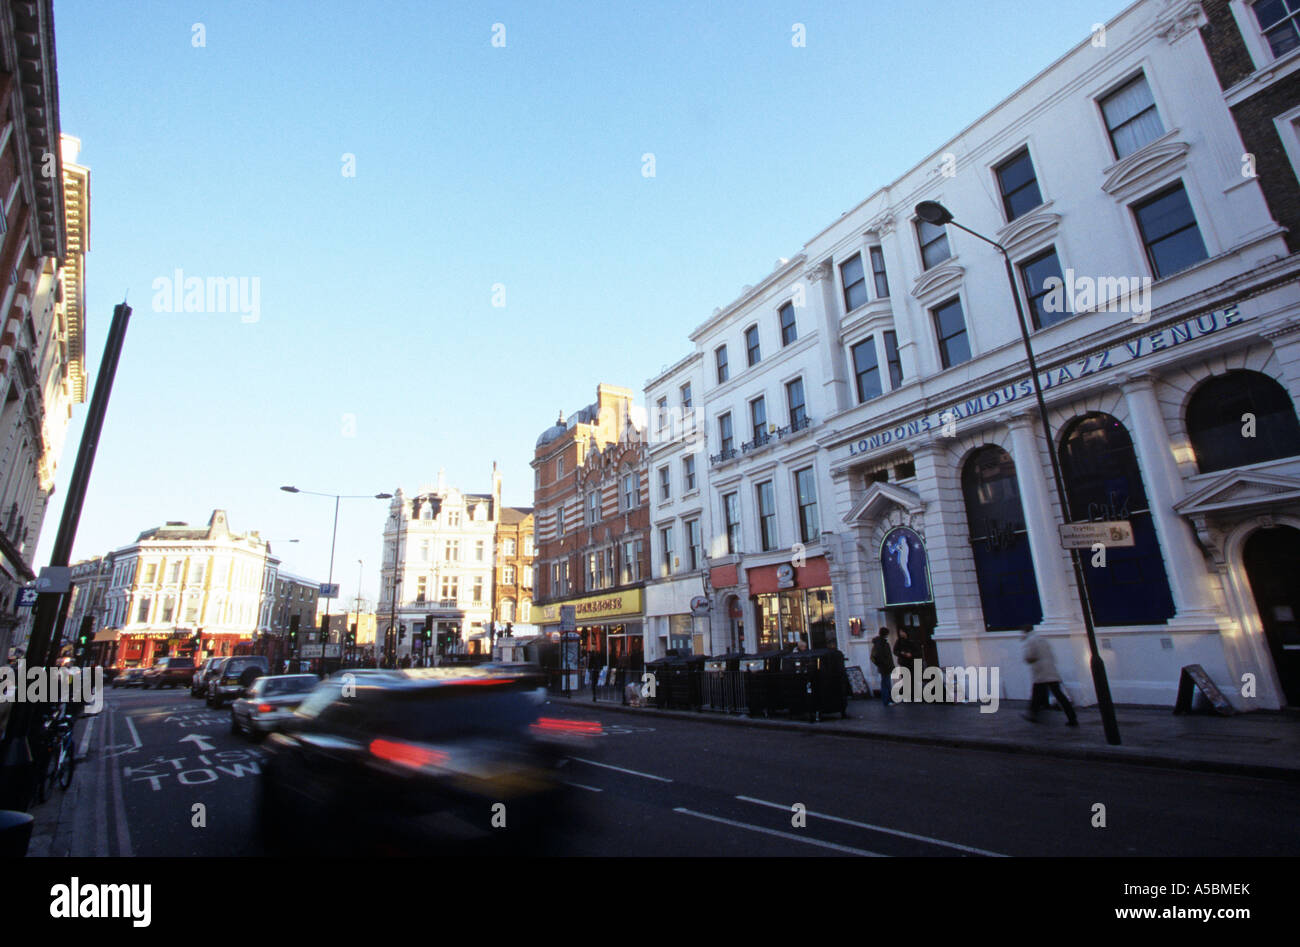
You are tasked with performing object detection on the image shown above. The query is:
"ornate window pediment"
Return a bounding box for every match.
[1174,470,1300,517]
[910,261,965,305]
[995,204,1062,259]
[1100,131,1190,202]
[843,481,924,526]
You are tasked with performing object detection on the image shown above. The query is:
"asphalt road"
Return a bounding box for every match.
[76,687,1300,857]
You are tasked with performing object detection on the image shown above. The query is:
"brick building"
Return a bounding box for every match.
[531,385,649,678]
[493,506,535,638]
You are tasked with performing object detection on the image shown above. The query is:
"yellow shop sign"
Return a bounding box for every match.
[534,589,643,625]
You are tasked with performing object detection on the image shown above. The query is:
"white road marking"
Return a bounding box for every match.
[77,714,96,760]
[124,713,143,751]
[561,780,604,793]
[735,795,1006,857]
[674,807,885,856]
[108,705,134,856]
[570,757,673,782]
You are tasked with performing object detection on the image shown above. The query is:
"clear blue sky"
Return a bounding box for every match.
[41,0,1131,605]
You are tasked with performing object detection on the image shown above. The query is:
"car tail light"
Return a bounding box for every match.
[256,703,274,714]
[530,717,603,737]
[369,738,450,771]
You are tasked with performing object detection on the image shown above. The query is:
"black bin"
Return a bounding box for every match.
[664,655,707,710]
[644,658,672,709]
[702,657,728,711]
[741,650,791,717]
[780,649,850,722]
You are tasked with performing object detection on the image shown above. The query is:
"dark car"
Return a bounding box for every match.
[191,657,225,698]
[142,656,197,689]
[258,666,577,855]
[230,674,320,739]
[206,655,270,707]
[112,667,146,689]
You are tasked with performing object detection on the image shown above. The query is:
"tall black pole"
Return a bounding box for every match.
[0,302,133,809]
[949,219,1121,745]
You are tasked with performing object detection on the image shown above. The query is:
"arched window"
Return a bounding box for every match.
[1186,370,1300,473]
[501,599,515,622]
[962,446,1043,630]
[1060,413,1174,625]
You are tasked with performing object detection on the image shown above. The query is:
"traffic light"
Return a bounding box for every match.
[74,616,93,664]
[288,614,300,648]
[423,615,433,647]
[346,623,357,647]
[399,623,407,643]
[320,615,331,644]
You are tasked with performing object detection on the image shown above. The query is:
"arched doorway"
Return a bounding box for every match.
[1243,526,1300,706]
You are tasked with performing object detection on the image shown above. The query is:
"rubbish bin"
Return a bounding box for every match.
[742,650,791,717]
[781,649,851,722]
[702,657,728,711]
[664,654,706,710]
[0,810,33,857]
[645,658,671,709]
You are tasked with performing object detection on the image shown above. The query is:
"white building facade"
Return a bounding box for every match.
[643,352,711,658]
[669,0,1300,709]
[379,469,502,663]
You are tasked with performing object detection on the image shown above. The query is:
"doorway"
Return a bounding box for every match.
[887,603,939,668]
[1244,526,1300,706]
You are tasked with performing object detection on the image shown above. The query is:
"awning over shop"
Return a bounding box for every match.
[93,630,118,643]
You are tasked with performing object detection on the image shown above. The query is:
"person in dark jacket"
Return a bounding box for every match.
[893,627,922,671]
[870,628,895,705]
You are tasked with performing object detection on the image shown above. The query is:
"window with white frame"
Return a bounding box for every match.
[1099,73,1165,160]
[503,538,517,557]
[472,576,484,604]
[682,454,696,492]
[440,575,459,603]
[621,471,640,510]
[586,491,600,524]
[504,564,516,585]
[658,465,671,501]
[660,526,674,577]
[1252,0,1300,57]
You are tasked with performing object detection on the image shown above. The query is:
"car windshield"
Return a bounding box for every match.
[263,676,317,697]
[360,687,539,742]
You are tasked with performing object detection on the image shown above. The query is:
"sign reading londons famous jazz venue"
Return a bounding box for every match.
[843,303,1246,462]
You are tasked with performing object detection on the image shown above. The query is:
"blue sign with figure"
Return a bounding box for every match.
[17,586,37,608]
[880,527,933,606]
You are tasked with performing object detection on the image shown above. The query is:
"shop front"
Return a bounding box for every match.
[747,557,836,651]
[534,589,645,673]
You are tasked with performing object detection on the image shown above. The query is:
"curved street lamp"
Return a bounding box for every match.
[914,200,1121,745]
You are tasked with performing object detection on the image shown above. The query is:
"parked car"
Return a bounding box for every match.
[112,667,146,689]
[258,666,577,855]
[191,657,225,698]
[230,674,320,739]
[206,655,270,707]
[142,656,197,689]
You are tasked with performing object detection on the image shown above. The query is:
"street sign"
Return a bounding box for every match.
[324,643,341,658]
[559,605,576,632]
[1059,520,1135,549]
[689,595,710,617]
[35,566,71,594]
[300,644,323,658]
[16,587,38,608]
[319,583,340,597]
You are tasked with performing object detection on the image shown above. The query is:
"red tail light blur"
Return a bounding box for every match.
[256,703,274,714]
[530,717,603,736]
[369,738,450,770]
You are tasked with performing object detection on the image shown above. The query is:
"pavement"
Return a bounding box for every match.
[559,688,1300,782]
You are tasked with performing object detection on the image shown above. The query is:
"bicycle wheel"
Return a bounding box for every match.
[57,739,76,790]
[38,744,58,803]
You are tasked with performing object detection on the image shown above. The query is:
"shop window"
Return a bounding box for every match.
[961,446,1043,630]
[1059,413,1174,625]
[1186,370,1300,473]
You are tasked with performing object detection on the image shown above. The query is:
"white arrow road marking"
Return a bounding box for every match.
[734,795,1006,857]
[673,807,885,856]
[569,757,672,782]
[179,733,215,752]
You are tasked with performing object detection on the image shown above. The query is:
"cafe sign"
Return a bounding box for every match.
[843,304,1246,462]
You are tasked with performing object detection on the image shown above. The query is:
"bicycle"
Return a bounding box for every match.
[33,705,77,802]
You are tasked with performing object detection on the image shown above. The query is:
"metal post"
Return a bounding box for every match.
[0,302,133,809]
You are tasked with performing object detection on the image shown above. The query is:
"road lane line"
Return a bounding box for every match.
[674,807,885,856]
[570,757,672,782]
[561,781,604,793]
[77,714,96,760]
[94,710,109,857]
[124,713,142,751]
[108,704,134,857]
[735,795,1006,857]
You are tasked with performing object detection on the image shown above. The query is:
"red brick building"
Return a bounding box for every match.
[531,385,649,676]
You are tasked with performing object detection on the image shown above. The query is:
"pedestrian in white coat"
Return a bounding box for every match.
[1021,625,1078,726]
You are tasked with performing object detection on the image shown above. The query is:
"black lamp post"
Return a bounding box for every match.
[280,487,392,675]
[914,200,1121,745]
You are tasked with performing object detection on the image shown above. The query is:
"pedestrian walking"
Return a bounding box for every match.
[1021,625,1079,726]
[870,627,895,706]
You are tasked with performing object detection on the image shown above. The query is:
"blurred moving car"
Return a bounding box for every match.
[111,667,146,689]
[191,657,225,698]
[230,674,319,739]
[142,656,197,689]
[206,655,270,707]
[258,666,578,855]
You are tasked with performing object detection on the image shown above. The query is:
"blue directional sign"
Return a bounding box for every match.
[16,586,38,608]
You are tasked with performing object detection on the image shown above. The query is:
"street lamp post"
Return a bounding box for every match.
[913,201,1121,745]
[280,487,392,675]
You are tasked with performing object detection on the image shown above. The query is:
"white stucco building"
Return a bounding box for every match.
[379,469,502,662]
[663,0,1300,709]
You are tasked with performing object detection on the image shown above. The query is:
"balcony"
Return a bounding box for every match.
[713,417,813,465]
